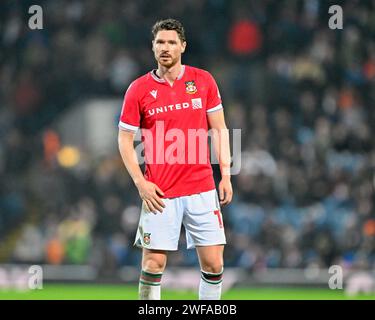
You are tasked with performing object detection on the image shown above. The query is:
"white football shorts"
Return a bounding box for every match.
[134,189,226,250]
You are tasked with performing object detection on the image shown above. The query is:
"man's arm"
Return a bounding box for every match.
[207,109,233,206]
[118,129,165,213]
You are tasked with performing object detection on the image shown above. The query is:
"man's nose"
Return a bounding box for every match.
[161,43,170,51]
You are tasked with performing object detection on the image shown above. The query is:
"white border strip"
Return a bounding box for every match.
[150,70,165,83]
[206,104,223,113]
[118,121,139,132]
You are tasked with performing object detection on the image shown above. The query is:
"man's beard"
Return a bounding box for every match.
[157,56,178,68]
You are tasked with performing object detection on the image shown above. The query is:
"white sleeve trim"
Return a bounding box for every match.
[118,121,139,132]
[206,103,223,113]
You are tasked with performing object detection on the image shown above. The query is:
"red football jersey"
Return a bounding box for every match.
[119,65,223,198]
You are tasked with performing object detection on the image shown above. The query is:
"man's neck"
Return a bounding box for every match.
[156,63,183,85]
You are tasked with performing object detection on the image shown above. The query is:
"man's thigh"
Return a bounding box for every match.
[134,198,183,251]
[182,189,226,249]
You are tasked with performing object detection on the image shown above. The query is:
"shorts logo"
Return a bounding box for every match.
[143,233,151,245]
[191,98,202,109]
[185,80,197,94]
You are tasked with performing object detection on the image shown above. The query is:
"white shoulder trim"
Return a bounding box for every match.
[206,104,223,113]
[118,121,139,132]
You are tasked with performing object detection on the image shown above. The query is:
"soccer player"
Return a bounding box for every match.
[118,18,233,300]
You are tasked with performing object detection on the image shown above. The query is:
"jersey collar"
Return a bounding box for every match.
[150,65,186,83]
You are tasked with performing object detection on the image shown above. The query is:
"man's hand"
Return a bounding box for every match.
[136,179,165,214]
[218,177,233,206]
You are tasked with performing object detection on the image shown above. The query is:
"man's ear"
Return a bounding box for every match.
[181,41,187,53]
[151,40,154,52]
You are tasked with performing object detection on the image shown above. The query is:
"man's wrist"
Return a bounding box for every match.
[134,177,146,187]
[221,175,231,182]
[220,164,231,177]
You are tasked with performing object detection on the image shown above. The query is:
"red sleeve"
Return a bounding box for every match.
[205,72,223,113]
[118,81,141,132]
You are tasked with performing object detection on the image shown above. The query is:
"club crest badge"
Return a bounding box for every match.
[185,80,197,94]
[143,233,151,245]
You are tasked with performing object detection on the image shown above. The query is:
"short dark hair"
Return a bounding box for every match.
[152,18,186,43]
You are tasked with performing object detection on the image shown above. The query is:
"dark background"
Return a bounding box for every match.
[0,0,374,279]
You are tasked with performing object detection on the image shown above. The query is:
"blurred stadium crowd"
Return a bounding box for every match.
[1,0,375,277]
